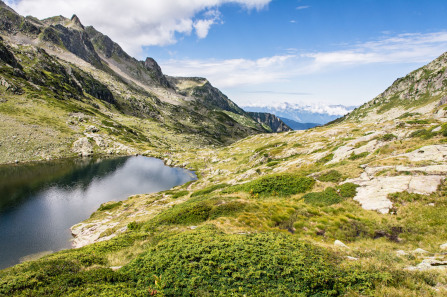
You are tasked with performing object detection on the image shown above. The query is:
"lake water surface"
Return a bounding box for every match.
[0,156,196,270]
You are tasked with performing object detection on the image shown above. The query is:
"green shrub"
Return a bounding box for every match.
[406,119,429,125]
[441,124,447,137]
[303,187,342,206]
[171,190,189,198]
[388,191,426,205]
[98,201,122,211]
[318,170,343,183]
[348,152,369,160]
[380,133,397,142]
[191,183,228,197]
[122,228,389,296]
[316,153,334,164]
[225,173,315,197]
[266,160,280,167]
[398,112,420,119]
[337,183,358,198]
[409,129,434,139]
[127,221,141,231]
[153,198,246,226]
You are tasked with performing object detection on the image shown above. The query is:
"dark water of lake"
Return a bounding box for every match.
[0,156,196,270]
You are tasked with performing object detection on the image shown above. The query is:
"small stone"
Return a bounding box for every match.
[346,256,358,261]
[334,240,349,248]
[412,248,429,254]
[440,243,447,250]
[14,160,19,164]
[189,226,197,230]
[166,159,173,166]
[85,125,99,133]
[396,250,407,256]
[110,266,122,271]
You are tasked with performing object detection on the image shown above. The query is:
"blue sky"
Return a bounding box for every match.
[8,0,447,108]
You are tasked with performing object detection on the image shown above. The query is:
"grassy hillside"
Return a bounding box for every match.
[2,2,447,296]
[3,59,447,294]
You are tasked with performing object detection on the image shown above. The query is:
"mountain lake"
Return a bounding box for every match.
[0,156,196,269]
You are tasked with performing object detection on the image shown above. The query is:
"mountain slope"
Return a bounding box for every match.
[3,48,447,294]
[246,111,292,132]
[346,51,447,123]
[2,1,447,295]
[0,1,288,164]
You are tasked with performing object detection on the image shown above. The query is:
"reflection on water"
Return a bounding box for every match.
[0,156,196,270]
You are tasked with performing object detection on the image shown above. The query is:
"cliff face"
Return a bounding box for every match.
[247,112,292,132]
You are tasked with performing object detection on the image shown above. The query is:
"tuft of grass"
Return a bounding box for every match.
[409,129,435,140]
[303,187,342,206]
[152,197,247,226]
[225,173,315,197]
[337,183,358,198]
[171,190,189,199]
[380,134,397,142]
[406,119,429,125]
[98,201,122,211]
[317,170,343,183]
[316,153,334,165]
[191,183,228,197]
[348,152,369,160]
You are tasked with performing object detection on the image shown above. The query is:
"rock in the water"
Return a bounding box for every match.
[334,240,349,248]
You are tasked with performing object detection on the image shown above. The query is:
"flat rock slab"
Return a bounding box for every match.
[403,145,447,163]
[407,258,447,271]
[353,175,444,214]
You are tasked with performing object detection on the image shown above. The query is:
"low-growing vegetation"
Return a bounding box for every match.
[190,183,228,197]
[317,170,344,183]
[225,173,315,197]
[303,187,342,206]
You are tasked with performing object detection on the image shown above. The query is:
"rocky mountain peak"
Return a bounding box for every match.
[143,57,173,89]
[70,14,84,30]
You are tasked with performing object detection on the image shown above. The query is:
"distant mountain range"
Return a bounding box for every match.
[278,118,320,130]
[242,102,356,125]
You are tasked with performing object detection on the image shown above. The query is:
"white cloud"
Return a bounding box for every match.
[6,0,271,56]
[193,10,221,39]
[243,101,354,116]
[160,31,447,106]
[296,5,310,10]
[161,55,295,87]
[303,32,447,70]
[162,31,447,89]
